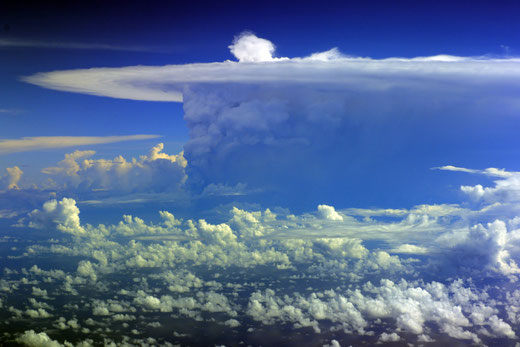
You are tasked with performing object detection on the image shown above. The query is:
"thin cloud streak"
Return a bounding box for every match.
[0,135,162,154]
[0,38,167,52]
[0,109,23,115]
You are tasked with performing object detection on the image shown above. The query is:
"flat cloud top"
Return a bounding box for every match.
[21,33,520,102]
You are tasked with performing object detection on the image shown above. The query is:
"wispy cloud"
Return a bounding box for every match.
[0,135,161,154]
[434,165,515,178]
[0,38,165,52]
[0,109,23,115]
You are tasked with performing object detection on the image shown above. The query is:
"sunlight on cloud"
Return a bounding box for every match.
[22,33,520,102]
[0,166,23,190]
[40,143,187,194]
[0,135,161,154]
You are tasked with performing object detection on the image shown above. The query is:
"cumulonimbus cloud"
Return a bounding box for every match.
[20,33,520,206]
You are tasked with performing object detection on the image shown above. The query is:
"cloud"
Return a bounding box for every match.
[28,197,85,236]
[389,244,428,255]
[0,38,160,52]
[0,135,161,154]
[0,166,23,190]
[436,166,520,204]
[229,32,282,62]
[16,330,66,347]
[41,143,187,194]
[0,109,23,115]
[439,219,520,276]
[317,204,344,221]
[21,36,520,103]
[5,173,520,345]
[435,165,515,178]
[378,332,401,342]
[19,35,520,204]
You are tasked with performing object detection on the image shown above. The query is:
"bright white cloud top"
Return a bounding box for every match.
[22,33,520,102]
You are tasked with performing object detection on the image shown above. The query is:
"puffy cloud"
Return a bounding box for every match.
[244,278,502,341]
[41,143,187,194]
[317,204,343,221]
[323,340,341,347]
[229,32,280,63]
[16,330,66,347]
[440,219,520,276]
[378,332,401,342]
[436,165,520,204]
[4,185,520,345]
[28,198,85,235]
[25,308,52,318]
[228,206,276,238]
[461,175,520,204]
[0,166,22,190]
[0,135,160,154]
[77,260,97,281]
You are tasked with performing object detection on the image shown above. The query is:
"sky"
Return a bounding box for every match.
[1,1,520,346]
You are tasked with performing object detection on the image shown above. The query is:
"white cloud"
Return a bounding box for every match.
[28,198,85,235]
[41,143,187,194]
[378,332,401,342]
[21,35,520,102]
[25,308,52,318]
[317,204,344,221]
[16,330,66,347]
[0,166,23,190]
[462,176,520,204]
[305,48,344,61]
[0,135,161,154]
[19,35,520,201]
[389,244,428,255]
[323,340,341,347]
[436,165,515,178]
[439,219,520,276]
[229,32,280,63]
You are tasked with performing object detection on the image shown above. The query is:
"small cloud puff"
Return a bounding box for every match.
[28,198,85,236]
[0,166,23,190]
[229,32,278,63]
[317,204,344,221]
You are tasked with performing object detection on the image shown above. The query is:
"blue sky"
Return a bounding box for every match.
[2,2,520,345]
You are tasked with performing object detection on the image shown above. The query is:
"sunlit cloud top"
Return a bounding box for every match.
[22,33,520,102]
